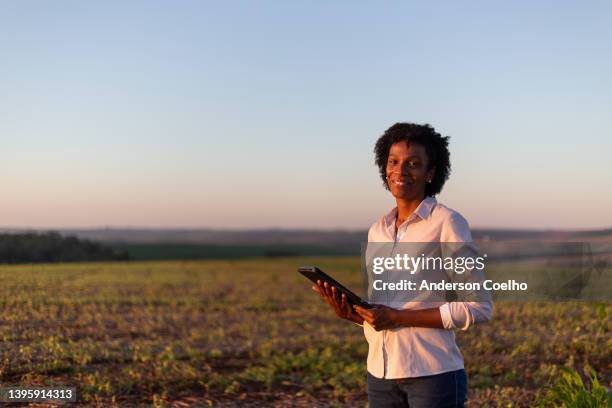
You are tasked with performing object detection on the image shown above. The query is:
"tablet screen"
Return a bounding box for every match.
[298,266,371,309]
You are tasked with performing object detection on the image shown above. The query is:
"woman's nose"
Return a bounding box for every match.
[400,164,413,174]
[396,165,410,174]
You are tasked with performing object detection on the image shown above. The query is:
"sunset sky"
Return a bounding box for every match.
[2,1,611,230]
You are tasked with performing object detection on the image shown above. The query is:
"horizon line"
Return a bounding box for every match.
[2,225,611,233]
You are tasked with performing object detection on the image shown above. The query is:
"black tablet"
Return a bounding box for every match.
[298,265,372,309]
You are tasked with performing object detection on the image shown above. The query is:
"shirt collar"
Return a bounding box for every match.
[384,196,438,228]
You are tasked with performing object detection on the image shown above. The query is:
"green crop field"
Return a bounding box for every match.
[0,258,609,407]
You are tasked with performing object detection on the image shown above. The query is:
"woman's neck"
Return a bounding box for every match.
[395,195,425,224]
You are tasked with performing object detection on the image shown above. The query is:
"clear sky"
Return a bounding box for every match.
[1,1,611,230]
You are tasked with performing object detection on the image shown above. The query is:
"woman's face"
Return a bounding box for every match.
[386,141,435,200]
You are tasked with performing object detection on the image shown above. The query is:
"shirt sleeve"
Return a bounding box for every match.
[439,211,493,330]
[439,300,493,330]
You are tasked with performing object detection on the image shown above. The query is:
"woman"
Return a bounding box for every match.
[313,123,492,408]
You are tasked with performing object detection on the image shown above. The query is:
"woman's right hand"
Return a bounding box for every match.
[312,280,364,325]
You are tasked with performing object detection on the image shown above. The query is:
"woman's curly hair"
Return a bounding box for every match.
[374,123,451,197]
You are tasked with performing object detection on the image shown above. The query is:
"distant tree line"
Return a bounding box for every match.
[0,232,129,264]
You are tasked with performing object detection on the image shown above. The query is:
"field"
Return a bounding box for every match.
[0,257,610,407]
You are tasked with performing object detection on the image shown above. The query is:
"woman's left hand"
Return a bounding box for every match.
[353,304,400,331]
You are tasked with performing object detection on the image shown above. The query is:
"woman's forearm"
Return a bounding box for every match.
[394,307,444,329]
[348,312,365,325]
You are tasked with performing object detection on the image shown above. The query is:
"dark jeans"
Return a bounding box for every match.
[366,369,467,408]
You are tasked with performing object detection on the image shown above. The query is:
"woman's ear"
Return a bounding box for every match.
[427,167,436,183]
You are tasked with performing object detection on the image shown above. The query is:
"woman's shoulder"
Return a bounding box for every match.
[431,201,472,241]
[367,207,396,240]
[431,201,470,225]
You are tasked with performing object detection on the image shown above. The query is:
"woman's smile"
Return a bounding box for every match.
[390,178,414,191]
[392,179,411,186]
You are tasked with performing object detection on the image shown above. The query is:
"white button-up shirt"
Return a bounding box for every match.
[364,196,493,379]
